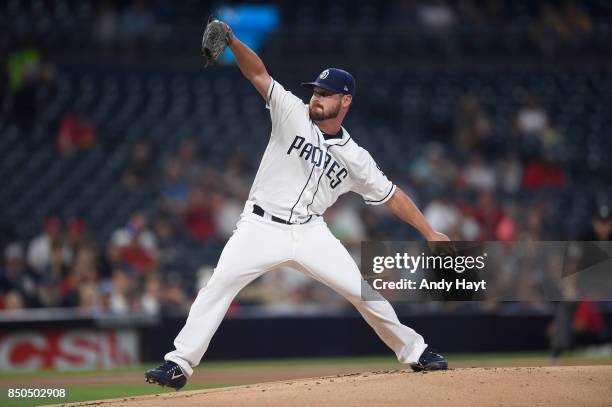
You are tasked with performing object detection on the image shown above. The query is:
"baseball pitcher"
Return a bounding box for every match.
[145,18,449,390]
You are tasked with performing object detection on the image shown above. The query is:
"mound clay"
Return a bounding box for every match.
[60,366,612,407]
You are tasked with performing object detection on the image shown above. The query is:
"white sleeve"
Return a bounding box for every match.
[350,147,396,205]
[265,79,305,135]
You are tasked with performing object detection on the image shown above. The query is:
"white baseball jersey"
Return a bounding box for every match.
[245,79,396,223]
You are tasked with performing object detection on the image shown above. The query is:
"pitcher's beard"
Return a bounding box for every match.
[309,103,341,121]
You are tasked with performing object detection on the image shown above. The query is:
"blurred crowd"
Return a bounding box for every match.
[1,85,609,316]
[416,92,566,242]
[1,0,610,317]
[394,0,593,41]
[89,0,596,56]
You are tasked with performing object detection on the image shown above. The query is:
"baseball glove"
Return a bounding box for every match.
[201,16,233,67]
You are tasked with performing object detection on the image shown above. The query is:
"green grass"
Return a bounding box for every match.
[0,355,400,380]
[1,383,227,407]
[448,351,545,361]
[0,352,547,380]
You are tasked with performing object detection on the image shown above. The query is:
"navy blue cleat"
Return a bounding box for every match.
[145,361,187,390]
[410,348,448,372]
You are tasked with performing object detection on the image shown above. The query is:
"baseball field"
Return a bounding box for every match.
[1,353,610,407]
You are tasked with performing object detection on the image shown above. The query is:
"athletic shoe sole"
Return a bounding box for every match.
[145,372,184,390]
[410,360,449,372]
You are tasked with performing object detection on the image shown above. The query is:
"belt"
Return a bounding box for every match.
[252,204,293,225]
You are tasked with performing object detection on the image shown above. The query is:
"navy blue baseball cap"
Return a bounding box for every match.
[301,68,356,96]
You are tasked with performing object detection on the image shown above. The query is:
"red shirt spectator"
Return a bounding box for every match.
[57,114,96,155]
[472,192,504,240]
[523,160,565,189]
[110,212,158,274]
[573,301,604,333]
[183,187,216,241]
[120,243,156,274]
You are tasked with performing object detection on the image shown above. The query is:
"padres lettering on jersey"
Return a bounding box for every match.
[286,135,348,189]
[245,79,396,223]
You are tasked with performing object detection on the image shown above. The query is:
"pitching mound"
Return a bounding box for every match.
[60,366,612,407]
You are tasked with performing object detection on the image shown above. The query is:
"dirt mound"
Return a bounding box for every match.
[57,366,612,407]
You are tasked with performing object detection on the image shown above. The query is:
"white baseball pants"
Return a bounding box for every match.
[165,212,427,377]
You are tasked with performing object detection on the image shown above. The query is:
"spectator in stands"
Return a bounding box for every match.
[237,267,312,310]
[571,300,607,348]
[65,217,95,257]
[108,269,133,314]
[472,191,503,240]
[515,262,549,311]
[497,151,523,195]
[183,186,216,241]
[590,204,612,241]
[494,203,519,241]
[326,197,367,245]
[77,282,102,315]
[454,95,492,153]
[562,0,593,40]
[61,246,100,308]
[240,267,340,312]
[518,204,546,241]
[99,240,123,280]
[455,209,480,241]
[514,93,562,164]
[212,192,243,240]
[160,272,190,315]
[0,243,39,308]
[538,123,565,161]
[424,193,461,237]
[2,290,26,311]
[176,138,205,184]
[159,158,189,214]
[10,68,41,130]
[139,272,161,315]
[417,0,456,32]
[512,94,565,191]
[119,0,155,52]
[522,154,565,190]
[515,93,549,137]
[531,3,570,54]
[221,150,251,201]
[93,0,119,48]
[409,142,456,195]
[36,240,68,307]
[326,197,368,274]
[110,211,158,274]
[27,217,71,275]
[121,140,155,192]
[152,215,179,271]
[0,222,18,257]
[461,154,496,192]
[7,37,56,130]
[550,203,611,361]
[7,37,41,93]
[56,112,97,156]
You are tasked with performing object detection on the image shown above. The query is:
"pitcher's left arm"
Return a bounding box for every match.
[384,188,450,242]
